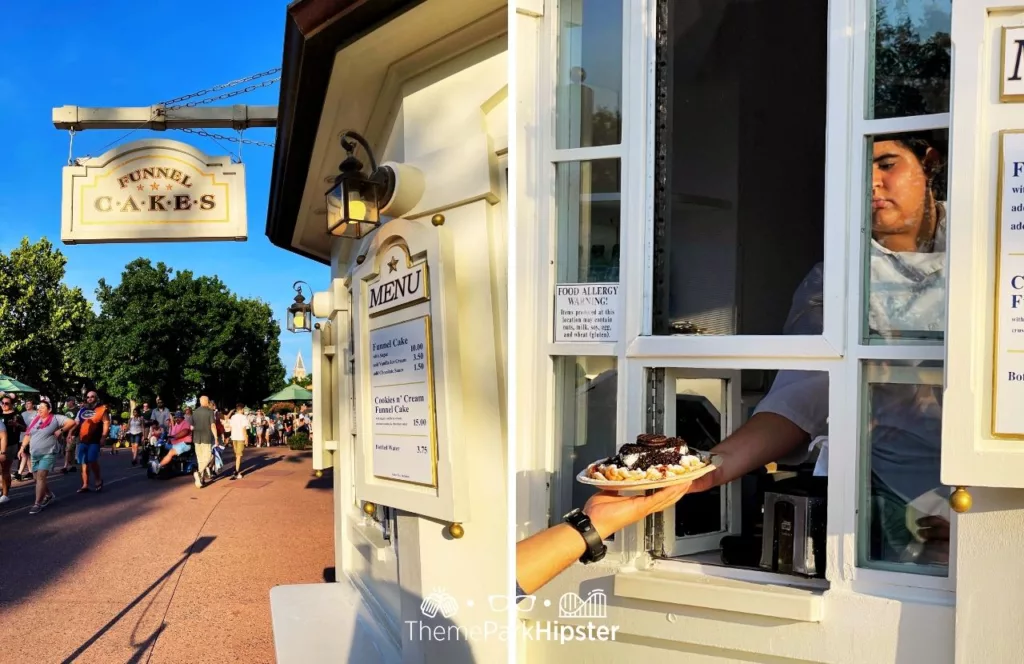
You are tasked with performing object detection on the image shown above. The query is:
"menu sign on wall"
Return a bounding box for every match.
[992,130,1024,437]
[1002,27,1024,103]
[367,253,428,317]
[365,242,438,486]
[554,283,621,342]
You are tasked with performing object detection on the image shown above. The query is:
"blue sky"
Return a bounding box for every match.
[0,1,326,378]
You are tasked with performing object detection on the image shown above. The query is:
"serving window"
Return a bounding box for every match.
[530,0,955,595]
[647,368,830,577]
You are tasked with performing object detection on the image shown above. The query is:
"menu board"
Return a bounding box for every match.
[369,316,437,485]
[554,283,621,342]
[993,131,1024,437]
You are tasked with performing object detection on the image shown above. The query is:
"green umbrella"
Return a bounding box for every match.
[0,374,40,394]
[263,383,313,403]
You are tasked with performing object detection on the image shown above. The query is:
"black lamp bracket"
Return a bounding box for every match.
[340,131,379,173]
[292,280,311,303]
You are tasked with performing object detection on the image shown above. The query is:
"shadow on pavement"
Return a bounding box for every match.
[60,537,216,664]
[0,467,179,603]
[304,473,333,491]
[240,452,286,475]
[0,449,294,605]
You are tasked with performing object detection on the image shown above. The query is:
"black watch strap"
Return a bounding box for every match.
[563,508,607,564]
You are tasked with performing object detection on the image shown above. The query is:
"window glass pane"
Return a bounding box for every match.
[860,361,947,575]
[556,0,622,149]
[863,129,948,342]
[552,356,617,526]
[653,0,827,335]
[556,160,621,283]
[870,0,951,119]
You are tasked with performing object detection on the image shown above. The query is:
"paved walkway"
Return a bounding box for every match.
[0,446,334,664]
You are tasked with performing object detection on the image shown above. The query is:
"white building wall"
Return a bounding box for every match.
[331,39,508,664]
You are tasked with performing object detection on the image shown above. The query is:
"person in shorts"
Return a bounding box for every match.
[229,404,250,479]
[152,411,193,474]
[16,397,37,481]
[127,408,145,466]
[21,399,75,514]
[74,391,109,493]
[0,395,23,502]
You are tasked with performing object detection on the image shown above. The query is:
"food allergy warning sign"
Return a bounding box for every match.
[993,130,1024,437]
[555,283,621,343]
[369,316,437,485]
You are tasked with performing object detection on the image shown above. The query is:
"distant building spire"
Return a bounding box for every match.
[293,351,307,380]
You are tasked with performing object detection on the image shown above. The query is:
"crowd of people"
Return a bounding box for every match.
[0,389,312,514]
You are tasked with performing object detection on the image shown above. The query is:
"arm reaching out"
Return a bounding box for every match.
[516,483,691,595]
[688,412,810,494]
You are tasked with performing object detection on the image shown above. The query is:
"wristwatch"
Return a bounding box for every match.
[563,508,607,564]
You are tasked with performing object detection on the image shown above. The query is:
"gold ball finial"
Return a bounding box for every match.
[363,502,377,516]
[356,254,366,265]
[315,470,323,478]
[448,523,464,539]
[431,213,445,227]
[950,487,973,514]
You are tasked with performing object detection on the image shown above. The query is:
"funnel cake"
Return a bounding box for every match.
[586,434,713,483]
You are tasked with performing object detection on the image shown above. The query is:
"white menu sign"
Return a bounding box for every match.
[1002,27,1024,103]
[369,316,437,485]
[993,131,1024,436]
[554,283,621,342]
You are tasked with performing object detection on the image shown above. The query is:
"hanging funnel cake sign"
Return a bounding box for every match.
[61,139,247,244]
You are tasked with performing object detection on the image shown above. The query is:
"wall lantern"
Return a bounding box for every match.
[326,130,396,240]
[287,281,313,333]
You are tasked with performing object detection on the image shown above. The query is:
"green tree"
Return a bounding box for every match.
[873,5,951,119]
[76,259,286,407]
[291,373,313,389]
[0,238,94,397]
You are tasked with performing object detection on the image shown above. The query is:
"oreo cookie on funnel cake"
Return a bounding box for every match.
[588,433,709,483]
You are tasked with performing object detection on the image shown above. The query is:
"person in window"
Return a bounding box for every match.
[689,132,949,567]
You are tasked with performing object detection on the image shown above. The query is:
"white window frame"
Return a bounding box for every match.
[659,368,743,557]
[523,0,956,597]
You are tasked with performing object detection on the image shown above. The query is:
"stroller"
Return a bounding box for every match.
[144,431,199,479]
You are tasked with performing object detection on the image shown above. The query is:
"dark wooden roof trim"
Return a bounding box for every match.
[266,0,425,264]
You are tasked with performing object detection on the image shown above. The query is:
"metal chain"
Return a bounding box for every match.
[162,78,281,110]
[159,68,281,108]
[174,128,275,148]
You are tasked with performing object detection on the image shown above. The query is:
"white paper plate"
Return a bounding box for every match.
[576,455,721,490]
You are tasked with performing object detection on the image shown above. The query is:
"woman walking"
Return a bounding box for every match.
[127,408,145,466]
[15,398,36,481]
[20,399,75,514]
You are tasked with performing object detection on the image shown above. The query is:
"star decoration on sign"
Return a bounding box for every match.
[166,184,173,191]
[387,257,399,273]
[136,184,144,191]
[150,182,160,191]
